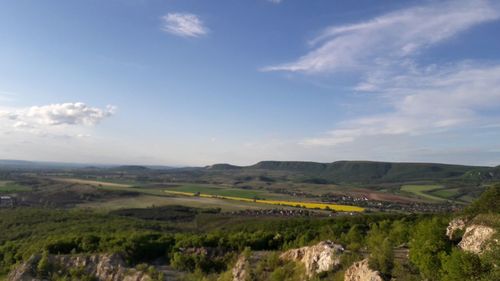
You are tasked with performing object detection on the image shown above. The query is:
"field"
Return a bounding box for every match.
[0,181,31,193]
[77,194,282,212]
[164,190,364,212]
[164,184,268,199]
[400,184,447,201]
[51,178,132,188]
[430,188,461,198]
[63,178,364,212]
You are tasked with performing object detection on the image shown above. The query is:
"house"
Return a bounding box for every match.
[0,196,14,208]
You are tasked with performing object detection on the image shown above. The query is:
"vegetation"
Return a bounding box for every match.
[0,161,498,281]
[400,184,446,201]
[164,190,364,212]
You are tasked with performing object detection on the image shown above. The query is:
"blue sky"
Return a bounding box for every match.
[1,0,500,166]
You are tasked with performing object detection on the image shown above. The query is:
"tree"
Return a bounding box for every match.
[463,185,500,216]
[440,248,490,281]
[367,222,394,277]
[409,217,450,280]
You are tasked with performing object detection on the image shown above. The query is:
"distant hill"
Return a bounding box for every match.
[110,165,150,171]
[206,164,242,170]
[208,160,490,184]
[462,166,500,181]
[0,159,100,170]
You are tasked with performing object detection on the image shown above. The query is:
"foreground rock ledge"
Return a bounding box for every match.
[8,253,152,281]
[344,259,383,281]
[458,224,497,254]
[280,240,344,277]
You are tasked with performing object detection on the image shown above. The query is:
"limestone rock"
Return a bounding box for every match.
[458,225,496,254]
[8,254,153,281]
[280,240,344,277]
[446,218,466,240]
[232,255,248,281]
[344,259,383,281]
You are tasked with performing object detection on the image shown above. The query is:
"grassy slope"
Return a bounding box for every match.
[400,184,446,202]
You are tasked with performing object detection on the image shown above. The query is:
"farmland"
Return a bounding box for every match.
[400,184,447,201]
[0,181,31,193]
[163,190,364,212]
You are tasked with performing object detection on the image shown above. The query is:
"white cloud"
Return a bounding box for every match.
[268,0,282,4]
[0,102,116,136]
[161,13,208,38]
[302,63,500,146]
[263,0,500,73]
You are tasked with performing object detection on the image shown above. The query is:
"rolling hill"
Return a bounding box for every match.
[207,160,492,184]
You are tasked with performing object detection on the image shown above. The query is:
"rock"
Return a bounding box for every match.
[280,240,344,277]
[8,254,153,281]
[458,225,497,255]
[446,218,466,240]
[232,255,248,281]
[6,255,41,281]
[344,259,383,281]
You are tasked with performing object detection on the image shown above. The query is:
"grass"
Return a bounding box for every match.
[400,184,446,202]
[164,190,364,212]
[77,194,281,212]
[164,184,268,199]
[51,177,170,196]
[62,177,364,212]
[430,188,461,198]
[0,181,31,193]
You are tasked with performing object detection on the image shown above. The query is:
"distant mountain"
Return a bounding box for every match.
[208,160,490,183]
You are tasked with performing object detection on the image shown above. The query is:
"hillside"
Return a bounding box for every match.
[208,160,488,184]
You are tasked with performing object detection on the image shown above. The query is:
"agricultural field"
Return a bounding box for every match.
[430,188,461,198]
[400,184,447,202]
[164,184,267,199]
[77,194,281,212]
[164,190,364,212]
[0,181,31,193]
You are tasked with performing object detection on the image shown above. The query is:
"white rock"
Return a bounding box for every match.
[280,240,344,277]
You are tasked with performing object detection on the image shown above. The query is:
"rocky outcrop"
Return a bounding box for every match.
[344,259,383,281]
[232,255,248,281]
[446,218,466,240]
[8,254,153,281]
[458,225,497,255]
[280,240,344,277]
[6,255,40,281]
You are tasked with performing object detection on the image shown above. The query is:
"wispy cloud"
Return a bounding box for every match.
[268,0,283,4]
[302,63,500,146]
[161,13,208,38]
[263,0,499,73]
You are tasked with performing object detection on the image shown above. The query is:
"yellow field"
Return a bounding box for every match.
[164,190,364,212]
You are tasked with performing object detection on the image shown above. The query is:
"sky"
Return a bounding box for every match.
[1,0,500,167]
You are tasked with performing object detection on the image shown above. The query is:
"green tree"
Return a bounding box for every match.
[367,222,394,277]
[409,217,450,280]
[463,185,500,216]
[440,248,490,281]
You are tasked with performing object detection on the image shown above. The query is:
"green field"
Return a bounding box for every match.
[430,188,461,198]
[164,184,269,199]
[0,181,31,193]
[77,194,281,212]
[400,184,446,202]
